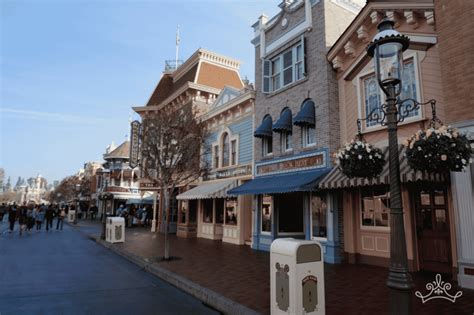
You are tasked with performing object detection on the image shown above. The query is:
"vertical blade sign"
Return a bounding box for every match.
[129,120,141,168]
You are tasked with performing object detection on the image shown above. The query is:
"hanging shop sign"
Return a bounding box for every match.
[129,120,141,168]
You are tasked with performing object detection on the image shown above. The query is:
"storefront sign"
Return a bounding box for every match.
[139,182,161,191]
[256,152,325,176]
[129,120,141,168]
[204,164,252,181]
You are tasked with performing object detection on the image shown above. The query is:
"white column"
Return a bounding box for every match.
[452,166,474,289]
[151,191,158,232]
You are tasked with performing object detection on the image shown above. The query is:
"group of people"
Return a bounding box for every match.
[0,202,67,235]
[115,204,152,228]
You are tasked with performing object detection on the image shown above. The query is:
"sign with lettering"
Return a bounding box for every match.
[203,164,252,181]
[256,152,325,176]
[129,120,141,168]
[139,182,160,191]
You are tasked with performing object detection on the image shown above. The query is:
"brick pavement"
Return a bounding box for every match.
[75,221,474,315]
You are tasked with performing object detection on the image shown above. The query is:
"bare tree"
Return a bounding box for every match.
[140,105,209,260]
[49,175,91,204]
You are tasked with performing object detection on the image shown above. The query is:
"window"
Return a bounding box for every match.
[363,59,419,128]
[311,195,327,238]
[189,199,197,223]
[263,136,273,156]
[277,193,304,233]
[261,195,272,233]
[222,133,229,167]
[262,36,305,93]
[281,133,292,152]
[203,199,213,223]
[272,57,282,91]
[215,198,224,224]
[361,187,390,228]
[231,140,237,165]
[225,198,237,225]
[213,145,219,168]
[302,126,316,147]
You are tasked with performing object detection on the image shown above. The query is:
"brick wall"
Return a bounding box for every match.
[435,0,474,124]
[254,1,356,164]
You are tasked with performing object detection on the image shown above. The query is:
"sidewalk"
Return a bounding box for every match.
[73,220,474,315]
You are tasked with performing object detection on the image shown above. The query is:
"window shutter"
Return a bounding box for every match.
[262,59,271,93]
[301,35,306,77]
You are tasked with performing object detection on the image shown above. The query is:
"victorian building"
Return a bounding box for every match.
[229,0,362,261]
[321,0,474,288]
[176,85,255,245]
[133,49,245,234]
[96,141,141,214]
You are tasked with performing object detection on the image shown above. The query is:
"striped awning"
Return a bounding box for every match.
[176,179,237,200]
[319,146,450,189]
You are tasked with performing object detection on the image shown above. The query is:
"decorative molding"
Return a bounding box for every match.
[370,10,382,24]
[332,56,343,72]
[404,10,419,29]
[344,41,356,58]
[356,25,369,43]
[385,10,400,28]
[424,10,435,26]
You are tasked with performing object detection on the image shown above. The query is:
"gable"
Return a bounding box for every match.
[213,86,240,108]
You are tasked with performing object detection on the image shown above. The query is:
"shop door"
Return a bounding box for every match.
[415,188,451,273]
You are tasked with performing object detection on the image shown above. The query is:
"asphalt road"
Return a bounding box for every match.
[0,217,218,315]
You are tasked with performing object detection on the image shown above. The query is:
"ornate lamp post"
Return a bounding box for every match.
[367,19,413,314]
[74,183,81,225]
[98,169,112,240]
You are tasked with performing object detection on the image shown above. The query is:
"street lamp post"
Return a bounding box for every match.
[367,19,414,314]
[98,169,111,240]
[74,183,81,225]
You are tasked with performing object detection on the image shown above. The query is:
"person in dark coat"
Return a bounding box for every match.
[45,205,54,232]
[17,204,28,235]
[8,204,17,233]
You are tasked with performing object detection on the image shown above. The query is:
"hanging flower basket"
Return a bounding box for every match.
[404,126,473,172]
[336,140,385,179]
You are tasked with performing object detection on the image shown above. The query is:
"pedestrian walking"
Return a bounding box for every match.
[26,205,36,233]
[56,206,66,230]
[35,206,45,230]
[18,204,28,236]
[89,205,98,221]
[45,204,54,232]
[8,204,17,233]
[0,203,6,223]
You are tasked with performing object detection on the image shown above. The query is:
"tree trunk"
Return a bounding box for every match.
[163,187,170,260]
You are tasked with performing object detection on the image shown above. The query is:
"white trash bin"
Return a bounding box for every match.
[67,210,76,223]
[270,238,325,315]
[106,217,125,243]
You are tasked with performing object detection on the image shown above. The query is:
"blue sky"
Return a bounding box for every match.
[1,0,279,184]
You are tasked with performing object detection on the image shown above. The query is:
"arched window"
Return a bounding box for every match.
[222,132,230,167]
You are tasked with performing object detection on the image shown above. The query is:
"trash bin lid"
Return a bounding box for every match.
[270,238,322,259]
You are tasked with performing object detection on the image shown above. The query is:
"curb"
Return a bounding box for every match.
[86,233,260,315]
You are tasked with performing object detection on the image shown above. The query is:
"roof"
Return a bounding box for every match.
[319,146,450,190]
[104,141,130,160]
[145,49,243,108]
[228,168,330,195]
[176,179,237,200]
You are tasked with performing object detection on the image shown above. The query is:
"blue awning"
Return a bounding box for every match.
[228,168,331,195]
[254,115,273,138]
[273,109,293,133]
[294,99,315,127]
